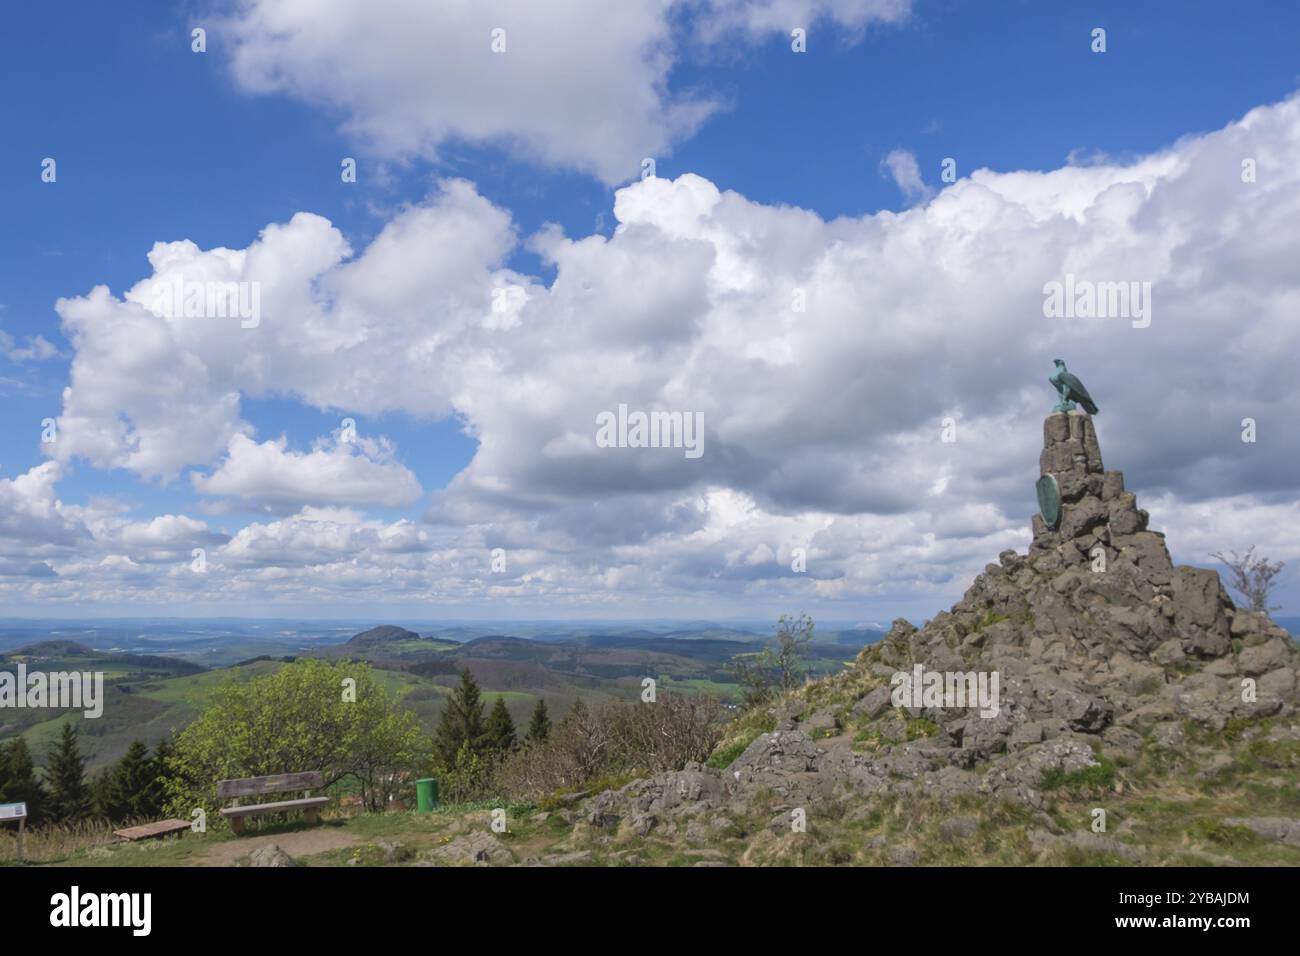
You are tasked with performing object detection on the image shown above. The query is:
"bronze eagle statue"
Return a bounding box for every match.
[1050,359,1098,414]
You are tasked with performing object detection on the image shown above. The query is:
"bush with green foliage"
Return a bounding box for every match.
[163,659,425,819]
[437,740,497,803]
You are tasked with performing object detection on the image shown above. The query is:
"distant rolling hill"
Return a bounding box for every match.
[321,625,878,721]
[0,620,887,773]
[1,640,211,770]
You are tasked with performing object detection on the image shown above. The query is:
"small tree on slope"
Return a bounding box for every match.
[47,723,92,823]
[485,696,517,754]
[434,668,487,768]
[1213,546,1286,614]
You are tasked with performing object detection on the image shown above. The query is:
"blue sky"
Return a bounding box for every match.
[1,0,1298,618]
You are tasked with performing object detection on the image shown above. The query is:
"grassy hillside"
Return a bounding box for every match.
[29,706,1299,868]
[1,623,879,774]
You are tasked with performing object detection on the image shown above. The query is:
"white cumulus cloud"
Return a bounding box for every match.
[213,0,916,184]
[193,432,423,512]
[22,91,1300,614]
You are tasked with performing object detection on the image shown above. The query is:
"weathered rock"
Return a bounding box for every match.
[1064,831,1143,861]
[731,731,820,778]
[1240,639,1295,676]
[1008,722,1045,749]
[607,763,730,822]
[1100,725,1143,759]
[1152,639,1186,666]
[374,839,410,864]
[622,811,657,838]
[431,832,514,866]
[853,685,893,718]
[1222,817,1300,847]
[1107,494,1147,535]
[586,791,622,828]
[1259,667,1297,699]
[1060,497,1108,540]
[247,844,296,867]
[803,708,838,737]
[1101,471,1125,500]
[540,850,593,866]
[1150,720,1185,749]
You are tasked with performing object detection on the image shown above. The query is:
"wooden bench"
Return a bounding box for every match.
[114,818,192,842]
[217,771,330,835]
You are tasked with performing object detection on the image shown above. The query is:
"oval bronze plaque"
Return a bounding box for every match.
[1036,474,1061,531]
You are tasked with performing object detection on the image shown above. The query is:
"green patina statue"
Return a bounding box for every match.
[1049,359,1099,414]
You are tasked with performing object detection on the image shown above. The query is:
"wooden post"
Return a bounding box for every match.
[16,817,24,864]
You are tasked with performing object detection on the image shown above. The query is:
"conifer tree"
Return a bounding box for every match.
[46,723,92,823]
[0,736,47,825]
[147,736,174,816]
[433,669,487,767]
[94,740,163,823]
[484,696,517,754]
[525,698,551,744]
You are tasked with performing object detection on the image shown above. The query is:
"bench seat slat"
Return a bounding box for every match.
[113,819,192,841]
[219,796,330,818]
[216,771,324,799]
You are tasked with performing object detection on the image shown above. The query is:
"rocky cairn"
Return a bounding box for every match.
[577,411,1299,843]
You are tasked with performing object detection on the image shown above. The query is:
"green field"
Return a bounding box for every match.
[135,659,285,708]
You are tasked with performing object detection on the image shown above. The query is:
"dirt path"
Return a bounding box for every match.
[197,828,364,866]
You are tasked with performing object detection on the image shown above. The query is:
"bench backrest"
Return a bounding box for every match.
[217,771,324,801]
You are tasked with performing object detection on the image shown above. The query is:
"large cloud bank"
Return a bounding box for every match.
[6,91,1300,614]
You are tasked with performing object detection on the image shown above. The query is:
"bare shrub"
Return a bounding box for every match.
[610,692,723,773]
[1213,546,1286,613]
[727,613,815,706]
[498,693,724,802]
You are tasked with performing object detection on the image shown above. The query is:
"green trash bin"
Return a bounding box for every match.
[416,777,439,812]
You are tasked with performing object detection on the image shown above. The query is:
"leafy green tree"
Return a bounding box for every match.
[94,740,167,823]
[485,696,517,754]
[525,699,551,744]
[164,659,425,820]
[46,723,92,823]
[433,669,487,768]
[351,704,427,812]
[0,736,47,825]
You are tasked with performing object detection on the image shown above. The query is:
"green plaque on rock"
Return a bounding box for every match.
[1036,474,1061,531]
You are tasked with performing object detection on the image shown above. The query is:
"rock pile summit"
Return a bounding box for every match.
[575,412,1299,850]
